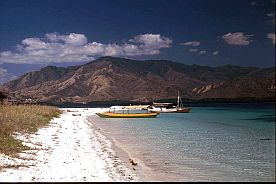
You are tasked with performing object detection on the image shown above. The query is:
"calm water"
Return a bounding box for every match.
[90,103,275,181]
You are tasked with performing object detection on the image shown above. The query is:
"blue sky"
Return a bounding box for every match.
[0,0,275,83]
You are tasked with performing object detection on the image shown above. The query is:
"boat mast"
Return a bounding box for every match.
[177,91,180,110]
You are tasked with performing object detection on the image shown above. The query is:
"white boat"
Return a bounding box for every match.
[175,91,192,113]
[149,91,191,113]
[149,103,177,113]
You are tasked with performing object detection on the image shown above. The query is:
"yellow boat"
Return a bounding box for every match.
[95,112,158,118]
[96,105,158,118]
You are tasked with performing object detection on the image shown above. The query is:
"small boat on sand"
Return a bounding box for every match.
[96,106,158,118]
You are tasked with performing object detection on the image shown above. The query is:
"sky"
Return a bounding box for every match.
[0,0,275,83]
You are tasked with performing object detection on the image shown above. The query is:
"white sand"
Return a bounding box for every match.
[0,108,138,182]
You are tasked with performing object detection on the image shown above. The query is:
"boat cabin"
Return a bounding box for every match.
[151,102,175,108]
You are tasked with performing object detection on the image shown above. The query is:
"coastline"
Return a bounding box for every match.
[87,115,162,182]
[41,98,276,108]
[0,108,138,182]
[86,104,275,182]
[1,105,274,182]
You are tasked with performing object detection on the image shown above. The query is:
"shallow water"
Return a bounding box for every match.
[89,103,275,181]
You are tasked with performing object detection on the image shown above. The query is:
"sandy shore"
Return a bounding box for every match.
[0,108,138,182]
[87,116,165,182]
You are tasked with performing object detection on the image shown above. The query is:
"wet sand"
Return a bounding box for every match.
[87,115,169,182]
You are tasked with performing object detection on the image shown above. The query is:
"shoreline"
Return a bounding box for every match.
[85,105,276,182]
[87,115,160,182]
[1,106,274,181]
[87,115,174,182]
[0,108,138,182]
[39,99,275,108]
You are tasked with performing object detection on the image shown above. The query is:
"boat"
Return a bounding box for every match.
[95,106,158,118]
[175,91,192,113]
[149,91,191,113]
[148,102,177,113]
[96,112,158,118]
[124,105,151,110]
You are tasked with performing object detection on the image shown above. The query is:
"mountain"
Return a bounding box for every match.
[1,56,275,104]
[0,61,90,84]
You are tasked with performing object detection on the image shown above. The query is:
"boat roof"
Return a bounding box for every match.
[152,102,174,107]
[109,105,126,109]
[109,105,149,110]
[124,105,150,109]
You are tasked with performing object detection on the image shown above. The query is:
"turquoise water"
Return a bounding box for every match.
[90,103,275,181]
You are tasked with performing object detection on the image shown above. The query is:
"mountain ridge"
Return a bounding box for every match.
[1,56,275,104]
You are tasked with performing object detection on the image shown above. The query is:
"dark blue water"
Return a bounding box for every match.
[91,103,275,181]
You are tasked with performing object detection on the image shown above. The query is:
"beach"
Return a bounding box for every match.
[0,108,138,182]
[0,104,275,182]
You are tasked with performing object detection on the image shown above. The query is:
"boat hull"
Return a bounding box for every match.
[149,107,177,113]
[150,107,192,113]
[176,108,192,113]
[96,112,158,118]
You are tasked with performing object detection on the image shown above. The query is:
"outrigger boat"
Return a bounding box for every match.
[96,106,158,118]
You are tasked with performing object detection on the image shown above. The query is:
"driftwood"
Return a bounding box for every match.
[129,159,137,166]
[260,138,272,140]
[67,109,78,112]
[72,114,81,116]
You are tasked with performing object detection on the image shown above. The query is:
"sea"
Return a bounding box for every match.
[88,102,275,182]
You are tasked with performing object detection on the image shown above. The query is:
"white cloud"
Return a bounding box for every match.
[212,51,219,55]
[0,33,172,64]
[198,50,207,55]
[180,41,200,47]
[131,34,172,48]
[266,12,275,25]
[250,1,257,6]
[250,1,264,6]
[222,32,254,45]
[0,67,17,84]
[45,32,88,46]
[267,13,275,17]
[189,48,198,52]
[267,33,275,44]
[0,67,7,75]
